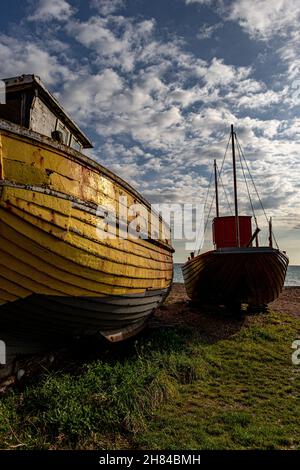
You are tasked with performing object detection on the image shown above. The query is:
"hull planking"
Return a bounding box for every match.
[0,120,174,362]
[182,247,289,306]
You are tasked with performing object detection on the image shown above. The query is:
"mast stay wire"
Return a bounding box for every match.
[194,167,213,255]
[203,168,214,213]
[236,134,258,229]
[235,135,269,224]
[197,188,216,255]
[195,130,280,255]
[235,135,279,249]
[218,170,233,215]
[196,133,232,254]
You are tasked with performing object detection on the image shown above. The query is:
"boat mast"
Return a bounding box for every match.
[269,217,273,248]
[231,124,240,247]
[214,159,219,218]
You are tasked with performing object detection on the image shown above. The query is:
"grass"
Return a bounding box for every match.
[0,309,299,450]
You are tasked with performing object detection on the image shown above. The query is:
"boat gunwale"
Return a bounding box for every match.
[182,247,289,270]
[0,118,173,237]
[0,180,174,254]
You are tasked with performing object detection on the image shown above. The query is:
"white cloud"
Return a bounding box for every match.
[60,11,293,191]
[28,0,74,22]
[235,89,283,110]
[59,68,123,119]
[277,29,300,90]
[67,16,155,72]
[188,106,236,138]
[0,35,74,84]
[68,17,124,54]
[185,0,213,4]
[90,0,125,16]
[196,57,251,89]
[197,22,222,40]
[155,107,182,128]
[169,87,204,108]
[227,0,300,40]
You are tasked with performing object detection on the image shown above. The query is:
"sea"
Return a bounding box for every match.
[173,263,300,286]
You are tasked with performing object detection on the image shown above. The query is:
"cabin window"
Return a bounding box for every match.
[56,121,70,146]
[70,135,82,152]
[0,97,21,125]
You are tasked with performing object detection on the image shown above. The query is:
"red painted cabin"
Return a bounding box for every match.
[212,216,252,249]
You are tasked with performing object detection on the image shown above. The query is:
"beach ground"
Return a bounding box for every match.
[154,283,300,337]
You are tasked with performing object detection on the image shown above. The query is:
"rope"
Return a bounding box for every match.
[273,229,279,250]
[203,168,214,213]
[235,136,269,223]
[196,191,215,255]
[194,167,213,254]
[236,135,258,228]
[219,170,233,215]
[235,135,279,249]
[195,130,280,253]
[218,133,231,178]
[197,190,215,254]
[197,133,232,253]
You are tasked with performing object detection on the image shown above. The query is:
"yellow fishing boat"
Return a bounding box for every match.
[0,75,174,364]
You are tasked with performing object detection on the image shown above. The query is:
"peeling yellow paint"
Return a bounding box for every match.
[0,128,174,304]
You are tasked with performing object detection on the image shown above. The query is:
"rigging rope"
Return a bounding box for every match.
[218,133,231,177]
[235,136,269,223]
[236,135,258,228]
[235,135,279,249]
[218,169,233,215]
[196,133,232,254]
[194,167,214,254]
[203,168,214,213]
[198,190,216,254]
[195,130,280,254]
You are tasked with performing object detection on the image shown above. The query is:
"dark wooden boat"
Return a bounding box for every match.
[182,125,289,309]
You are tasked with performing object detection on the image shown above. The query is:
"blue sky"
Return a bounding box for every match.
[0,0,299,262]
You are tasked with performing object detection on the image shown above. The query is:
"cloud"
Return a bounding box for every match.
[169,87,204,108]
[277,29,300,90]
[59,9,297,212]
[227,0,300,40]
[28,0,74,22]
[185,0,213,4]
[235,89,283,110]
[197,22,222,40]
[59,68,124,119]
[66,15,155,72]
[198,58,251,88]
[67,17,126,54]
[0,35,74,85]
[90,0,125,16]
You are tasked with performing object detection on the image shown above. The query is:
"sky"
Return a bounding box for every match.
[0,0,299,263]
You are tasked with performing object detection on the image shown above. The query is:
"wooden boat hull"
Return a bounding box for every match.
[182,247,289,306]
[0,289,170,365]
[0,121,173,361]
